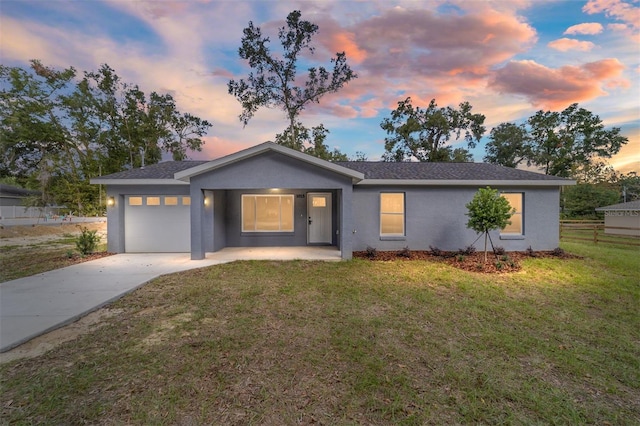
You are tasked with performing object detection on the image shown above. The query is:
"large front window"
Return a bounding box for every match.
[380,193,405,236]
[501,193,523,235]
[242,194,294,232]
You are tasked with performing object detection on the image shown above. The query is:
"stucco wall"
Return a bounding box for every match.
[189,151,354,258]
[351,185,561,252]
[603,213,640,236]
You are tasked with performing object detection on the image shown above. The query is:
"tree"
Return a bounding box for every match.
[465,187,514,262]
[1,61,212,214]
[562,184,619,218]
[228,10,357,149]
[380,97,485,162]
[483,122,531,168]
[274,122,348,161]
[527,103,627,177]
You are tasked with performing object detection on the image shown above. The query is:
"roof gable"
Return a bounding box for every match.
[174,142,364,182]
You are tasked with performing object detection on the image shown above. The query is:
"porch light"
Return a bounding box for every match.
[203,197,210,206]
[107,197,115,207]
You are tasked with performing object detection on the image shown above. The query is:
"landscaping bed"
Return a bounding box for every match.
[354,247,577,273]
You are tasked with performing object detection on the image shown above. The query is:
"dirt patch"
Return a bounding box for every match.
[0,308,122,364]
[354,248,578,273]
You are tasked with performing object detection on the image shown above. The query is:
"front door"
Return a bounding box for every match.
[307,192,332,244]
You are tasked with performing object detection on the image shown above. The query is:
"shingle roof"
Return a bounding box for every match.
[96,161,208,180]
[595,200,640,211]
[334,161,568,181]
[0,184,40,197]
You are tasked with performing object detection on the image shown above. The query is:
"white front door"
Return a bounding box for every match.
[307,192,332,244]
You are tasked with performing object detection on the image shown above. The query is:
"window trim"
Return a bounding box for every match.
[380,192,405,237]
[500,192,524,237]
[241,194,295,233]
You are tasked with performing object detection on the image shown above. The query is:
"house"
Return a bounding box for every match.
[91,142,575,259]
[0,184,39,207]
[595,200,640,237]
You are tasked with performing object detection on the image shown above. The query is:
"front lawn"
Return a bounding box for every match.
[1,242,638,424]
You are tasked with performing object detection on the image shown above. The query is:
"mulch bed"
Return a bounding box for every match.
[353,248,578,274]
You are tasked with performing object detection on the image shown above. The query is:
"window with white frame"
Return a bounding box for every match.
[242,194,294,232]
[380,193,405,236]
[501,193,523,235]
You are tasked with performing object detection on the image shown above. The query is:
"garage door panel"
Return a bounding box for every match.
[125,195,190,252]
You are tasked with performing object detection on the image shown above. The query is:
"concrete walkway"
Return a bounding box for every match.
[0,247,341,352]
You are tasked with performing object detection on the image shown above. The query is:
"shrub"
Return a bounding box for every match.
[525,246,537,257]
[76,226,101,256]
[429,245,442,257]
[365,246,377,259]
[493,246,505,255]
[398,246,411,258]
[458,245,476,256]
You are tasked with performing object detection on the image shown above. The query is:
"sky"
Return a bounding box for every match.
[1,0,639,174]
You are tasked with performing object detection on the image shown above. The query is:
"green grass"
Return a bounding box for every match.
[0,240,108,282]
[1,241,638,424]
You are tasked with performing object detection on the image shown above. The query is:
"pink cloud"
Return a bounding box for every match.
[352,7,537,80]
[564,22,604,35]
[489,59,627,109]
[583,0,640,40]
[548,38,596,51]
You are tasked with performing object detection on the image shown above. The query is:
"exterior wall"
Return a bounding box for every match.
[105,184,190,253]
[603,212,640,236]
[351,185,561,252]
[189,151,354,259]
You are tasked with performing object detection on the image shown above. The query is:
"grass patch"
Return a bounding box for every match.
[0,241,108,282]
[1,242,638,424]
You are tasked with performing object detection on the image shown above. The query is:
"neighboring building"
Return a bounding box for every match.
[91,142,575,259]
[0,184,39,207]
[595,200,640,237]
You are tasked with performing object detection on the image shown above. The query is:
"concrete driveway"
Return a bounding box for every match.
[0,247,341,352]
[0,254,225,352]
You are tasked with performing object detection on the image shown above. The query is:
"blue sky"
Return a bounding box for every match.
[1,0,638,173]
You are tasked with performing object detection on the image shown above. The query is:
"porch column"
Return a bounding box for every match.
[339,186,353,260]
[190,187,205,260]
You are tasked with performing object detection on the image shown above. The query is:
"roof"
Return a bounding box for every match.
[91,144,574,187]
[0,184,40,197]
[595,200,640,211]
[335,161,574,186]
[174,142,364,183]
[91,161,207,185]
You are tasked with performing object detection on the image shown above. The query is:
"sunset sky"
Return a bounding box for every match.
[1,0,638,174]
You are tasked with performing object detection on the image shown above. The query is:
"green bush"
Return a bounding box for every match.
[76,227,101,256]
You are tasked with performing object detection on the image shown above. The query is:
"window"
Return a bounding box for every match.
[182,196,191,206]
[128,196,142,206]
[380,193,405,236]
[164,196,178,206]
[146,196,160,206]
[242,194,294,232]
[501,193,523,235]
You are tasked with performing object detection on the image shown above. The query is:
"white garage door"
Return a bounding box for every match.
[124,195,191,252]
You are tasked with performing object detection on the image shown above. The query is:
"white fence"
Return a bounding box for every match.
[0,206,63,220]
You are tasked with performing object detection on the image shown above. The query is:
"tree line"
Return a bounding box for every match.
[2,9,635,218]
[1,61,211,214]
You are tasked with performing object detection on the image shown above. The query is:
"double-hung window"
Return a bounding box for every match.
[242,194,294,232]
[380,193,405,237]
[501,193,523,235]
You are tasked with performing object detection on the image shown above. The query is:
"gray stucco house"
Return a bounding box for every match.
[91,142,574,259]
